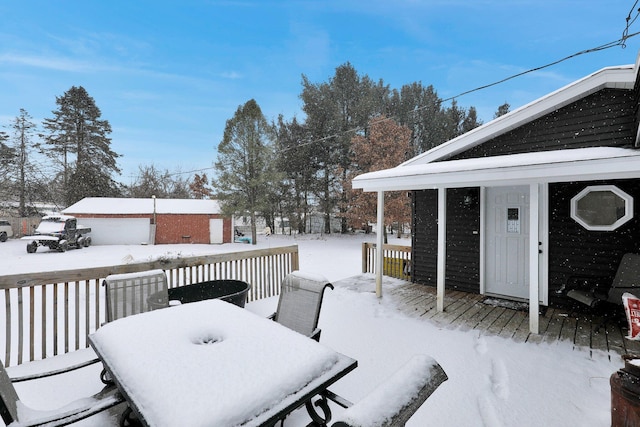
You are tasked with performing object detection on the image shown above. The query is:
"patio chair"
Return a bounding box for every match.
[104,269,168,323]
[0,359,124,426]
[269,271,334,341]
[330,355,448,427]
[567,253,640,308]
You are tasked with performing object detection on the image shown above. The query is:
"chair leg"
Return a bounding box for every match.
[593,317,608,333]
[101,367,114,385]
[120,406,142,426]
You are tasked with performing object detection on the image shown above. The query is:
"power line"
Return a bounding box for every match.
[623,0,640,43]
[280,29,640,155]
[442,31,640,103]
[153,8,640,174]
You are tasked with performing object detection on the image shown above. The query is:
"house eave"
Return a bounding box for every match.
[401,65,637,166]
[353,148,640,192]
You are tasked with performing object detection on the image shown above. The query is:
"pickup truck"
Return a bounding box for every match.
[22,214,92,253]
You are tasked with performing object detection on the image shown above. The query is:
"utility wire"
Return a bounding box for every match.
[623,0,640,44]
[163,9,640,176]
[279,30,640,155]
[441,31,640,103]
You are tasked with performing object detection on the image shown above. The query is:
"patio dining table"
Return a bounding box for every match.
[88,299,357,427]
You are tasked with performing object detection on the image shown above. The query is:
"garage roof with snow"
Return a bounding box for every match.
[63,197,222,215]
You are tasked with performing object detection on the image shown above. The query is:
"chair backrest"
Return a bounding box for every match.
[273,271,333,337]
[608,253,640,304]
[0,362,19,425]
[104,269,168,322]
[331,355,448,427]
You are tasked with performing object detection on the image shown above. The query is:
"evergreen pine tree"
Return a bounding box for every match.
[42,86,120,205]
[494,102,511,118]
[213,99,276,245]
[9,109,39,216]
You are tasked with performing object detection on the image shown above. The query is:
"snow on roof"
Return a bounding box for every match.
[403,62,637,167]
[353,52,640,192]
[63,197,222,215]
[353,147,640,191]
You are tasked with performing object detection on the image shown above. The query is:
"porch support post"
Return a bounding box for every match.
[529,183,540,334]
[437,188,446,312]
[375,190,385,298]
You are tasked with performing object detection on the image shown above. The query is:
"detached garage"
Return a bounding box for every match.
[63,197,232,245]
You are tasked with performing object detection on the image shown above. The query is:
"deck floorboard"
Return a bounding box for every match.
[376,278,640,360]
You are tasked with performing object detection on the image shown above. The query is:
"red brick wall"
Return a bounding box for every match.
[156,214,231,244]
[156,214,205,244]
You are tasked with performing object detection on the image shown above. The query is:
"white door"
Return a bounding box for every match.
[485,186,530,300]
[209,219,224,244]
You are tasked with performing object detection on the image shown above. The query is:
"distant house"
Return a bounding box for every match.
[353,51,640,333]
[63,197,231,245]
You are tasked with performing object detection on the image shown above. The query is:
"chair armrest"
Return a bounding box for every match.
[18,385,124,427]
[566,275,611,299]
[566,289,600,308]
[9,357,101,383]
[331,355,447,427]
[323,389,354,409]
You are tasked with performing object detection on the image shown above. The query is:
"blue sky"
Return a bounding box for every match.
[1,1,639,185]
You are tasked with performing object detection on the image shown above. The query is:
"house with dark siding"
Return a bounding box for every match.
[353,52,640,333]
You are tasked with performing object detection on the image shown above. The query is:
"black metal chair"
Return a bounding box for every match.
[0,359,124,426]
[104,270,169,322]
[330,355,448,427]
[567,253,640,308]
[101,270,169,386]
[269,271,334,341]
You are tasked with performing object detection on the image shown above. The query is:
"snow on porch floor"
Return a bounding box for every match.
[336,275,640,360]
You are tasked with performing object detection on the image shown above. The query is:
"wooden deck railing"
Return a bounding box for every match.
[362,242,412,280]
[0,245,299,367]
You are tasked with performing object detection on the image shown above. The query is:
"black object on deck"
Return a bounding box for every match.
[148,280,251,309]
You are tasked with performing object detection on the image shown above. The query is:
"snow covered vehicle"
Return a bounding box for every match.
[0,220,13,242]
[22,214,92,253]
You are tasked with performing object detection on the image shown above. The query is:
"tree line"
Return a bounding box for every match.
[214,63,509,243]
[1,63,509,242]
[0,86,211,216]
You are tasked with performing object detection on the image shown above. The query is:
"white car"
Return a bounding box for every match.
[0,220,13,242]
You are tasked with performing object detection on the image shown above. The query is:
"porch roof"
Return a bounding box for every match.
[352,146,640,192]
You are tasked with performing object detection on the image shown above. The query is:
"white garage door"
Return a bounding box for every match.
[78,218,151,245]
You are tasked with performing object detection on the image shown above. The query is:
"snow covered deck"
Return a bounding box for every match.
[8,272,630,426]
[370,277,640,359]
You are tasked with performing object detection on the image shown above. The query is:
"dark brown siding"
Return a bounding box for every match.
[450,89,635,160]
[548,179,640,306]
[412,190,438,285]
[412,188,481,293]
[445,188,481,293]
[633,70,640,145]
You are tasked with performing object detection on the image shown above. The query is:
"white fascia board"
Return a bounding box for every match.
[353,149,640,192]
[402,65,636,166]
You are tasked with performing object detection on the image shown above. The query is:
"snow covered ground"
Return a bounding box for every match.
[2,234,624,426]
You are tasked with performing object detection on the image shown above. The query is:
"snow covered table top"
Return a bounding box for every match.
[89,299,356,427]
